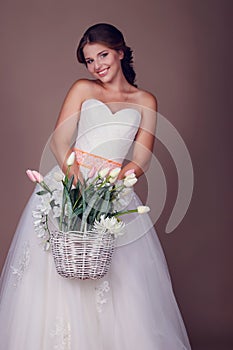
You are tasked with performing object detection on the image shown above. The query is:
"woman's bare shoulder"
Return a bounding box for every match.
[69,78,97,94]
[134,88,158,111]
[54,79,98,120]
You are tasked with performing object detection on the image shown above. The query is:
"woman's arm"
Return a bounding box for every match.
[50,79,89,184]
[118,92,157,179]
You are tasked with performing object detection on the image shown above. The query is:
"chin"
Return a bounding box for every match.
[97,76,111,84]
[97,72,111,82]
[98,73,118,84]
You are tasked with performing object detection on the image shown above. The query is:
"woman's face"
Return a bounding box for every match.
[83,42,124,83]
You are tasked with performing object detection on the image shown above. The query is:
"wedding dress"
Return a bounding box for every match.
[0,98,192,349]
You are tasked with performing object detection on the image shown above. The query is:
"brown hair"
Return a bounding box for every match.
[76,23,137,87]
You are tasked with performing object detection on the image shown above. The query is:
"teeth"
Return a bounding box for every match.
[98,68,108,75]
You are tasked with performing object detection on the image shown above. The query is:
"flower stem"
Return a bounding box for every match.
[40,181,53,195]
[113,209,138,217]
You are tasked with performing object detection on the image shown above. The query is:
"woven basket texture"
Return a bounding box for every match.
[50,230,115,280]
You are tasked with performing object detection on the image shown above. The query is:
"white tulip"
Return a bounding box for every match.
[98,167,110,178]
[66,152,76,166]
[124,177,138,187]
[109,176,117,184]
[137,206,150,214]
[125,173,136,180]
[109,167,121,178]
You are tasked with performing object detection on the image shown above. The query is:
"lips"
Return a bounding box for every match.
[96,68,109,77]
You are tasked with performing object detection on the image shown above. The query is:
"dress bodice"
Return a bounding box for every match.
[74,99,141,165]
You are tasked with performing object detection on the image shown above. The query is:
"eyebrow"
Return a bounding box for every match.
[84,49,108,61]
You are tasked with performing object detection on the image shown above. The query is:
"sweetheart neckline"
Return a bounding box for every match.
[81,98,141,118]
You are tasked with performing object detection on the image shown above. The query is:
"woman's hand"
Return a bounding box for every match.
[117,163,141,180]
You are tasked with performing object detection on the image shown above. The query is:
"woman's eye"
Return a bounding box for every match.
[86,59,93,65]
[100,52,108,58]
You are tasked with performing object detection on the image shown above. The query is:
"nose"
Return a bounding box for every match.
[94,58,101,71]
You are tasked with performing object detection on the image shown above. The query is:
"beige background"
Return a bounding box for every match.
[0,1,232,349]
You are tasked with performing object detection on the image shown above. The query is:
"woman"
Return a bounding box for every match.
[0,23,192,349]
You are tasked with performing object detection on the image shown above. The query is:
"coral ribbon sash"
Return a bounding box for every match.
[73,147,122,170]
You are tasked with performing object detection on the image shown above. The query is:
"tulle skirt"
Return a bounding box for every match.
[0,166,191,350]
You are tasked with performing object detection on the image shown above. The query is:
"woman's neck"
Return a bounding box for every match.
[97,70,131,94]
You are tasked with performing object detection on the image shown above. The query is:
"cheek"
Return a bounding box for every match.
[111,55,122,66]
[86,65,94,73]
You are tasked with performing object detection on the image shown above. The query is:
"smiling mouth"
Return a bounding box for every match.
[97,68,109,77]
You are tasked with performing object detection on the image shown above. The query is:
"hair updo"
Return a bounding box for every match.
[76,23,137,87]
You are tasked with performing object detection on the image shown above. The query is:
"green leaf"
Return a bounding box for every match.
[97,190,111,220]
[67,175,74,192]
[60,181,68,230]
[64,187,73,217]
[73,206,83,216]
[87,191,105,226]
[63,186,74,230]
[36,190,48,196]
[70,188,79,206]
[70,215,81,231]
[80,192,102,231]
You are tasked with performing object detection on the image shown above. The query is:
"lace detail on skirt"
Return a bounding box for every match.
[50,317,71,350]
[10,241,30,287]
[95,280,110,313]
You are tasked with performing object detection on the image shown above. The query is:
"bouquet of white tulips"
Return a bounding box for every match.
[26,151,150,250]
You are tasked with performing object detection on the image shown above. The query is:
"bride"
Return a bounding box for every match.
[0,23,192,349]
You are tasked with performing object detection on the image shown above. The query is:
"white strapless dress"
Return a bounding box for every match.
[0,99,192,349]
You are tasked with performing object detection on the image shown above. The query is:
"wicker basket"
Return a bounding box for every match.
[50,229,115,280]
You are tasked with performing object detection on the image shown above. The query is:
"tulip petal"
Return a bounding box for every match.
[99,167,110,178]
[125,173,136,180]
[26,169,36,182]
[137,206,150,214]
[66,152,76,166]
[123,177,138,187]
[124,169,135,176]
[109,167,121,178]
[32,170,44,183]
